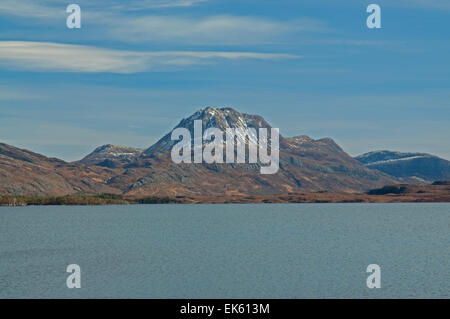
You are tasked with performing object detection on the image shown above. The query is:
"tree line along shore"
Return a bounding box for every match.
[0,193,179,206]
[1,182,449,206]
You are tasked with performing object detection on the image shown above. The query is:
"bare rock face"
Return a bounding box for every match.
[355,150,450,183]
[0,107,400,197]
[143,107,272,156]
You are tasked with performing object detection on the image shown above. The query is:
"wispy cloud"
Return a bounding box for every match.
[394,0,450,10]
[0,85,44,101]
[0,41,300,73]
[106,15,324,45]
[0,0,209,16]
[0,1,325,45]
[112,0,209,10]
[325,0,450,11]
[0,0,58,18]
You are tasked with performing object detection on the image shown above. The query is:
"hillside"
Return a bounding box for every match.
[355,150,450,183]
[0,143,119,196]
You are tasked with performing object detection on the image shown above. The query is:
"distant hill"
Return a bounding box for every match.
[0,143,119,196]
[355,150,450,183]
[79,144,143,168]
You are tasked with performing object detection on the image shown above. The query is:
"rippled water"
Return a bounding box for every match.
[0,203,449,298]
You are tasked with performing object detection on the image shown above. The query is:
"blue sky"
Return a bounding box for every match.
[0,0,449,161]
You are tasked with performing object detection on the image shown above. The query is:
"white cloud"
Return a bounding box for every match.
[105,15,324,45]
[0,0,209,16]
[394,0,450,10]
[0,1,59,18]
[0,41,300,73]
[113,0,209,10]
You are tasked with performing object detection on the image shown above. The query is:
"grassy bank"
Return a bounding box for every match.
[0,193,179,206]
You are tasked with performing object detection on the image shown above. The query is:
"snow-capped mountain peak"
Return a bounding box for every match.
[143,107,276,156]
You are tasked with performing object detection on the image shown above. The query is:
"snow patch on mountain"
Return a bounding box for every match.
[143,106,275,156]
[365,155,429,166]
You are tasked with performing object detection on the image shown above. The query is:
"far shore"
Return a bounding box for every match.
[1,182,449,206]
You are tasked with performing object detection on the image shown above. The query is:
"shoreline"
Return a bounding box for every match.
[1,182,449,206]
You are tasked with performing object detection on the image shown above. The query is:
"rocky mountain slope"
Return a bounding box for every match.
[144,107,271,156]
[355,150,450,183]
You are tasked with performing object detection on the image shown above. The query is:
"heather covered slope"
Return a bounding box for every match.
[0,143,119,196]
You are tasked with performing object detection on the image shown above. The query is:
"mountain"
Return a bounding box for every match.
[355,150,450,183]
[80,144,143,168]
[102,107,395,197]
[0,107,398,197]
[144,107,271,156]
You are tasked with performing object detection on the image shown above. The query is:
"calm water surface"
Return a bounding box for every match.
[0,203,449,298]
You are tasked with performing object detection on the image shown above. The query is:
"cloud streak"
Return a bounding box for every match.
[0,0,209,17]
[105,15,325,45]
[0,41,300,73]
[113,0,209,10]
[394,0,450,10]
[0,1,325,45]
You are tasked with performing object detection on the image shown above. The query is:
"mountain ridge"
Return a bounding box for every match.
[2,107,445,197]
